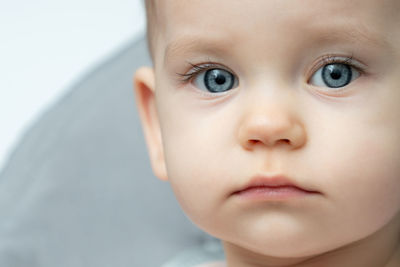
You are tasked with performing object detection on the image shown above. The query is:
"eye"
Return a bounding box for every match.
[309,63,361,88]
[193,68,238,93]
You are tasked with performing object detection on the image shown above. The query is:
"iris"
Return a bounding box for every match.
[322,63,352,88]
[204,69,235,92]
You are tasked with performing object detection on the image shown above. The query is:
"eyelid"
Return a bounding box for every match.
[306,54,367,80]
[176,61,237,84]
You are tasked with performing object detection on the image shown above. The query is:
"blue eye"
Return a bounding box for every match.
[310,63,360,88]
[193,68,238,93]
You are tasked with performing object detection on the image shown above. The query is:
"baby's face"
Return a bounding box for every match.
[143,0,400,261]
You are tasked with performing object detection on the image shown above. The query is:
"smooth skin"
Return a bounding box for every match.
[135,0,400,266]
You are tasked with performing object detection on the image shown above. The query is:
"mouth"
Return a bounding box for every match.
[232,174,321,201]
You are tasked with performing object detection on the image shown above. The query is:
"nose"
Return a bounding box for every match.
[238,101,307,151]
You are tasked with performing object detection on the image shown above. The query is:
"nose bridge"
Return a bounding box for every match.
[237,83,306,150]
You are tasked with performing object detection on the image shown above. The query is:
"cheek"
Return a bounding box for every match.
[165,145,230,228]
[313,116,400,233]
[156,87,229,223]
[161,118,231,225]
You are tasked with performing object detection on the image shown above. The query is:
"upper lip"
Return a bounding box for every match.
[232,174,320,195]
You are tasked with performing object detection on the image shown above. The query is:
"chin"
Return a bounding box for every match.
[226,233,348,259]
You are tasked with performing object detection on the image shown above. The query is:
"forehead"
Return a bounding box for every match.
[154,0,399,63]
[157,0,399,34]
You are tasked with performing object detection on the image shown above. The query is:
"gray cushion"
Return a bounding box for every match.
[0,36,214,267]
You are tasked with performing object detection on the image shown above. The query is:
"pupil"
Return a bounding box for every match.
[215,75,226,84]
[331,69,342,80]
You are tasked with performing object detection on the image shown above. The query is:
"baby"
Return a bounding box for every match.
[134,0,400,266]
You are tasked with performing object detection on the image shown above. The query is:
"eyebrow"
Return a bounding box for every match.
[163,35,232,66]
[163,24,392,66]
[313,24,392,50]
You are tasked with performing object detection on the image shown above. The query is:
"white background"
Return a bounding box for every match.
[0,0,146,172]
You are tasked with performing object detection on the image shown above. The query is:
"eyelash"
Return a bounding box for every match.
[176,62,226,84]
[311,54,363,76]
[176,54,364,85]
[320,54,354,66]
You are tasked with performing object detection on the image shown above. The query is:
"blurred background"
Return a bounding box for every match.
[0,0,146,172]
[0,3,222,266]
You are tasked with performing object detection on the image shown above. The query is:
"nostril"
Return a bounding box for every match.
[248,139,290,146]
[249,139,259,145]
[278,139,291,145]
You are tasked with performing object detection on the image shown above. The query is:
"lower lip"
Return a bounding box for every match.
[234,186,315,201]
